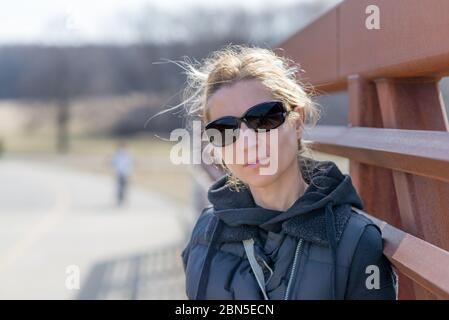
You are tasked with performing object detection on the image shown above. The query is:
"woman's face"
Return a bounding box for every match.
[206,79,303,188]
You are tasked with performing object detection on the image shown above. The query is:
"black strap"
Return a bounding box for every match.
[325,201,338,299]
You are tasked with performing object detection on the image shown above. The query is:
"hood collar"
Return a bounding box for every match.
[205,156,364,246]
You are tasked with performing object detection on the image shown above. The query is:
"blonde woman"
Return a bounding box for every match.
[180,45,397,300]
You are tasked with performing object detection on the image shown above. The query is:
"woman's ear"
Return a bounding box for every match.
[291,105,304,139]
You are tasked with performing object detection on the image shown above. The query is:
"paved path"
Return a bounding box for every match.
[0,158,191,299]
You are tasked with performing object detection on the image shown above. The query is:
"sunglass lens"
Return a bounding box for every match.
[244,101,286,131]
[205,117,240,147]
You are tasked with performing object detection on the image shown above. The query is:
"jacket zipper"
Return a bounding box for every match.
[284,238,304,300]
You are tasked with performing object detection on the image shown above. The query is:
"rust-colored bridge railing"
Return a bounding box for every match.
[195,0,449,300]
[275,0,449,299]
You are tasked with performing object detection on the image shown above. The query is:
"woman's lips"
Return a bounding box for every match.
[243,158,269,168]
[244,160,260,168]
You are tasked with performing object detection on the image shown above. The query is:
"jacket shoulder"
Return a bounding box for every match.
[347,209,381,234]
[345,211,384,260]
[336,209,382,266]
[181,206,217,271]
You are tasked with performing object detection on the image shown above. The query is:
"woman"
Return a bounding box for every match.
[180,45,397,300]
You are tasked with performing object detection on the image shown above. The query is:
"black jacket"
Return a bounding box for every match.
[181,157,398,299]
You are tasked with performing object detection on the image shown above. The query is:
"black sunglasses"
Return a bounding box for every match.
[205,100,288,147]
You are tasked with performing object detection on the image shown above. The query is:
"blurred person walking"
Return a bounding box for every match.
[111,141,133,206]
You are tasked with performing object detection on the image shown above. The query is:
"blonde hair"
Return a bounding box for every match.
[175,44,321,190]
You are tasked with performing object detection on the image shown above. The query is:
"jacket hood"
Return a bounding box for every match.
[206,156,364,246]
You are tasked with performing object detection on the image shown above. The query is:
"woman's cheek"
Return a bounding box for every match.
[219,143,241,165]
[275,125,300,171]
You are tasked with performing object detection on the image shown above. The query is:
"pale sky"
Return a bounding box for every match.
[0,0,340,45]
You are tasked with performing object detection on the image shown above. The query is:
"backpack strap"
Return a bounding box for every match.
[242,238,269,300]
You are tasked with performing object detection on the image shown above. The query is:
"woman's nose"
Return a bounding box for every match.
[236,122,258,149]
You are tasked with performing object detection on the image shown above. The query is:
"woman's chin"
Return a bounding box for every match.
[238,171,279,189]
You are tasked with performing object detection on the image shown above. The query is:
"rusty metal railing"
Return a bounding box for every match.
[274,0,449,299]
